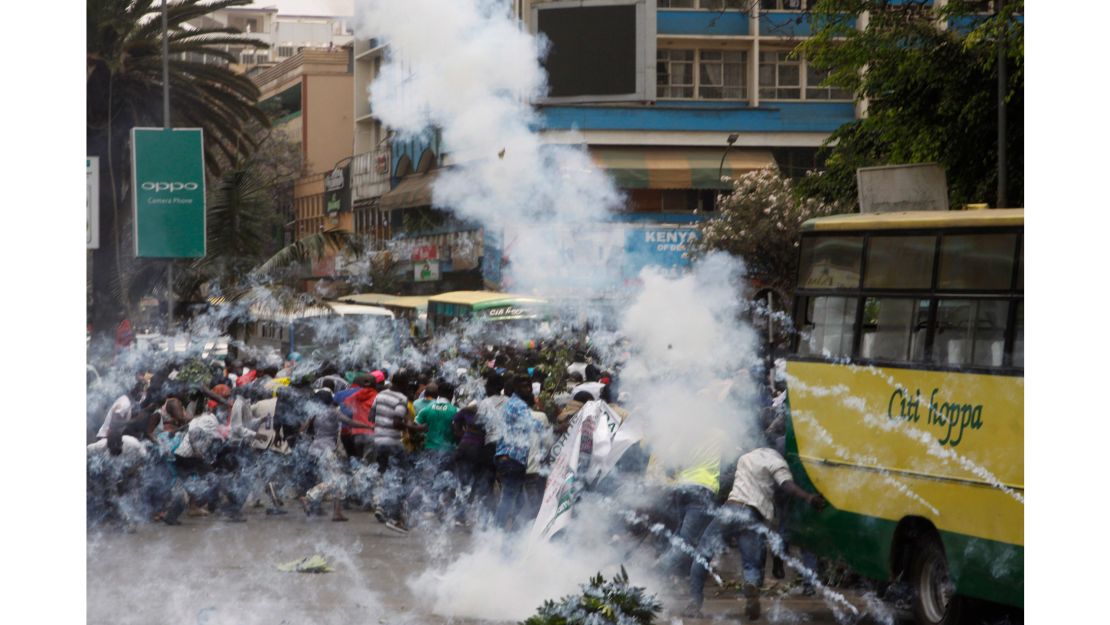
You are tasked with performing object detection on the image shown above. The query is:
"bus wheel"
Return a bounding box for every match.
[909,535,962,625]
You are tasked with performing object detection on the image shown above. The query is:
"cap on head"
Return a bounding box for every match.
[370,370,386,384]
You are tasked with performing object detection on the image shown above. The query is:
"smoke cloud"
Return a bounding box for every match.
[358,0,626,293]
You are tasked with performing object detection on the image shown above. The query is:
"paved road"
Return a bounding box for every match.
[87,506,882,625]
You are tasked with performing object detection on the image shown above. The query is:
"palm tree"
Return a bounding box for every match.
[87,0,269,339]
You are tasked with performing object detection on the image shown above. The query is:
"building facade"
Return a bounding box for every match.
[253,48,355,276]
[351,0,860,294]
[525,0,856,211]
[185,6,354,74]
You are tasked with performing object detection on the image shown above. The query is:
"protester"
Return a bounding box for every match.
[493,375,542,531]
[300,389,368,522]
[371,372,415,533]
[85,326,839,625]
[657,430,726,579]
[340,373,379,462]
[684,446,826,620]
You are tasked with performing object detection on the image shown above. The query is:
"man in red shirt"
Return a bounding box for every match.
[341,373,379,462]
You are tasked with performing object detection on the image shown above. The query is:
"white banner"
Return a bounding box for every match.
[530,400,640,543]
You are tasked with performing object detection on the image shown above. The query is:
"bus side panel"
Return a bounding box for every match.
[940,531,1024,608]
[786,413,1025,607]
[785,414,895,582]
[784,359,1024,608]
[784,360,1023,545]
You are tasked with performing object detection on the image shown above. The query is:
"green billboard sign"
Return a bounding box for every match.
[131,127,206,258]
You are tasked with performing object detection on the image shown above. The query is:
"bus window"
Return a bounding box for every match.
[860,298,930,363]
[931,299,1009,367]
[798,236,863,289]
[937,233,1018,291]
[1016,239,1023,291]
[796,296,857,359]
[864,235,935,289]
[1011,302,1023,368]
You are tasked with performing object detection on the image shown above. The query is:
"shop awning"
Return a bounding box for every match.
[379,170,441,211]
[588,147,775,190]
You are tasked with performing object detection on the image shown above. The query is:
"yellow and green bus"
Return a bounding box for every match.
[783,209,1023,624]
[426,291,548,336]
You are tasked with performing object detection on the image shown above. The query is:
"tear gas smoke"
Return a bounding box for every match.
[617,252,766,467]
[358,0,626,294]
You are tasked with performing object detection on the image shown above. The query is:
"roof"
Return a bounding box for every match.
[427,291,547,308]
[324,302,395,318]
[336,293,398,306]
[381,295,430,311]
[379,170,440,211]
[802,208,1024,232]
[249,301,394,322]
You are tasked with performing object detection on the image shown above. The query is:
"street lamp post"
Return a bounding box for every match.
[162,0,174,332]
[717,133,739,185]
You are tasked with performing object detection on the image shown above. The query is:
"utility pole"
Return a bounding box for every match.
[162,0,174,333]
[996,6,1007,209]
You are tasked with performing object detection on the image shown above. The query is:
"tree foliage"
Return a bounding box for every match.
[691,166,847,297]
[87,0,269,334]
[522,567,662,625]
[175,122,302,302]
[796,0,1024,208]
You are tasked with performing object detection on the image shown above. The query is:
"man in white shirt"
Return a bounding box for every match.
[96,380,145,439]
[684,447,825,620]
[87,429,149,527]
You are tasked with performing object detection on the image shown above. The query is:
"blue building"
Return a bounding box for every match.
[353,0,866,293]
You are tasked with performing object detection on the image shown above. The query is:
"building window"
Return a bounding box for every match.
[658,49,747,100]
[699,50,746,99]
[658,0,744,8]
[805,64,853,100]
[278,45,294,58]
[761,0,809,10]
[657,49,694,98]
[759,51,801,99]
[760,51,851,101]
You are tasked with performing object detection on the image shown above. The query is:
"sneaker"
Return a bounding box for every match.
[384,520,409,534]
[373,510,386,524]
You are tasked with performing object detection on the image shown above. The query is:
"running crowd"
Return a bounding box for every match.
[88,344,825,620]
